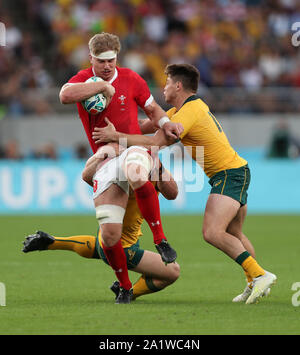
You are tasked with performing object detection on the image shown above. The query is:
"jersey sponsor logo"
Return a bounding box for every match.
[118,95,126,105]
[118,95,126,111]
[127,249,136,261]
[214,180,222,187]
[151,220,160,226]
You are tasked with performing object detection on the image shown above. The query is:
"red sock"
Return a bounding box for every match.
[102,240,132,290]
[134,181,166,245]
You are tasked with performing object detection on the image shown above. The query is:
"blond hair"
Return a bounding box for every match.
[88,32,121,56]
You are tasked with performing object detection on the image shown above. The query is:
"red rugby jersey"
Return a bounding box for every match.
[68,66,152,153]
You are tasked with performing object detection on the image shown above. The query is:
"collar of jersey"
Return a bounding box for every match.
[92,67,118,83]
[182,95,198,107]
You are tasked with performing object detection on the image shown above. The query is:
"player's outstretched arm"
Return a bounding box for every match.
[92,118,177,150]
[59,81,115,104]
[143,100,183,139]
[82,143,123,186]
[156,163,178,201]
[82,153,101,186]
[138,118,158,134]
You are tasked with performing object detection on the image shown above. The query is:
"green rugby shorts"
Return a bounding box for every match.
[96,235,145,269]
[208,164,250,205]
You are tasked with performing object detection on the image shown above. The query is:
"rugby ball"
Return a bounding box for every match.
[82,76,107,114]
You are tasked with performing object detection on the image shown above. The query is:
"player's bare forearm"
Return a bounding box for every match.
[144,101,183,139]
[82,143,122,186]
[59,81,112,104]
[82,154,99,186]
[157,166,178,200]
[92,118,178,150]
[119,132,160,150]
[138,118,158,134]
[144,101,167,128]
[93,129,172,150]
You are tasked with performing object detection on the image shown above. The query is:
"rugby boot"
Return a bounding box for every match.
[232,283,271,303]
[22,230,55,253]
[246,271,277,304]
[115,287,133,304]
[155,240,177,264]
[110,280,120,299]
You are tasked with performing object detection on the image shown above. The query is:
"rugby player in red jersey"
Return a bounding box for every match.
[59,32,181,303]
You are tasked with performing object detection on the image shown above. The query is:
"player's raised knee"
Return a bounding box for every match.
[165,262,180,283]
[123,148,153,188]
[100,228,120,247]
[202,226,215,244]
[170,262,180,282]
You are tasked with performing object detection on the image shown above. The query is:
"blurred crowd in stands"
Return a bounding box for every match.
[1,0,300,117]
[0,139,91,160]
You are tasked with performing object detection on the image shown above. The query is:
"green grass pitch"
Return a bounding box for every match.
[0,214,299,335]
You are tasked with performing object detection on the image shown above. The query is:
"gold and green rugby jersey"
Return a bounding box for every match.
[167,95,247,178]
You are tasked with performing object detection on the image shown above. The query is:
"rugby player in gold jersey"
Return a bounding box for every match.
[93,63,277,304]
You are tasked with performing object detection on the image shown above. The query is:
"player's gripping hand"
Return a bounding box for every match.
[162,121,184,141]
[102,83,115,106]
[94,142,124,160]
[92,117,118,144]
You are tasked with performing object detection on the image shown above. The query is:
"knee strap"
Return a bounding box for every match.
[95,204,125,225]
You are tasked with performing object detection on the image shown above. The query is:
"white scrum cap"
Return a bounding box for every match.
[90,50,117,60]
